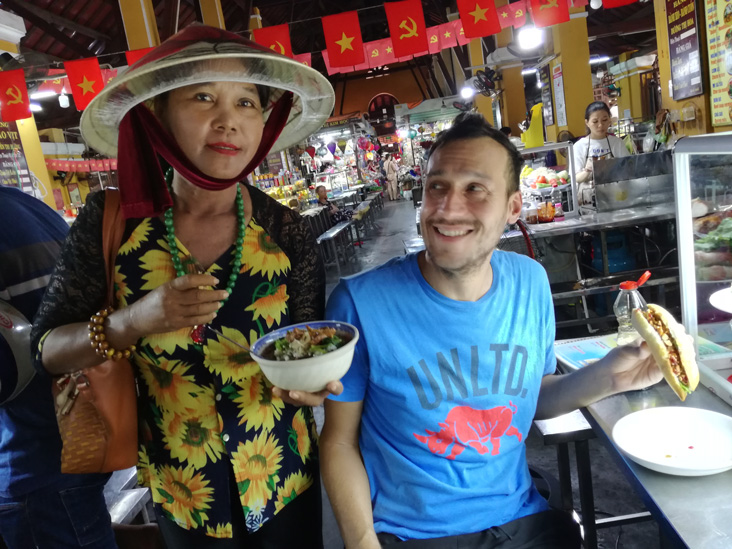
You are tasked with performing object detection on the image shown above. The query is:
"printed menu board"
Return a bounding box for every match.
[704,0,732,125]
[0,121,31,193]
[667,0,703,100]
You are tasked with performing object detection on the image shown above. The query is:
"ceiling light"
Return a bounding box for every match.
[590,56,611,65]
[30,90,57,100]
[460,86,475,99]
[518,27,544,50]
[521,68,538,75]
[58,94,70,108]
[537,81,543,88]
[590,0,603,8]
[29,103,42,112]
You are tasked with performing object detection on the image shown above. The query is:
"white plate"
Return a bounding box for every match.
[612,407,732,476]
[710,288,732,313]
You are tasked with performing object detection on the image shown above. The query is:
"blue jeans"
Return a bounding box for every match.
[0,477,116,549]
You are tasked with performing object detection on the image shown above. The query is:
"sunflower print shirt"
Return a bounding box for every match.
[32,186,326,539]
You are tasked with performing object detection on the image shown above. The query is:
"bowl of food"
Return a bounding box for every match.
[250,321,359,392]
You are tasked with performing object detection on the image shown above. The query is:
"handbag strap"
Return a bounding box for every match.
[102,189,126,306]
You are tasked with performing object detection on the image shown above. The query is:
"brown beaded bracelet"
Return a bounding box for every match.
[88,306,136,361]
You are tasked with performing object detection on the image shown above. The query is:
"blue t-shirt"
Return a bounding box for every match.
[0,186,106,497]
[326,251,556,540]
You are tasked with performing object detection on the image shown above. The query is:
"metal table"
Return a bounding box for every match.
[555,338,732,549]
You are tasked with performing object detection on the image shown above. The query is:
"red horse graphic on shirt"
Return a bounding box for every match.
[414,402,522,460]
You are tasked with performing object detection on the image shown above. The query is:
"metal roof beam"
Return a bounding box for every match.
[13,1,110,42]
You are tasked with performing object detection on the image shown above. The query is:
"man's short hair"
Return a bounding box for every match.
[428,113,523,195]
[315,185,326,194]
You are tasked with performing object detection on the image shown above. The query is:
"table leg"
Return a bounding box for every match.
[576,439,597,549]
[329,240,340,278]
[557,443,574,513]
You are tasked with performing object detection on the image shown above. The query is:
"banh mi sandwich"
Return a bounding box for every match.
[631,304,699,401]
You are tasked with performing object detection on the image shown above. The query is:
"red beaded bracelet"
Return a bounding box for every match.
[88,306,136,361]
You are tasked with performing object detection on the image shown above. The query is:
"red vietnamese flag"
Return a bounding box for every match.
[0,69,31,121]
[321,50,350,75]
[354,46,370,71]
[529,0,570,28]
[458,0,502,38]
[125,47,155,66]
[253,24,294,57]
[602,0,637,7]
[427,27,442,54]
[438,22,458,48]
[322,11,365,67]
[293,53,312,67]
[64,58,104,111]
[384,0,429,58]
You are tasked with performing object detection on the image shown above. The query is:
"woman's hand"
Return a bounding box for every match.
[123,274,229,339]
[272,380,344,407]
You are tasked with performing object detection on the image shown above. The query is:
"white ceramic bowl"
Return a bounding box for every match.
[250,321,359,392]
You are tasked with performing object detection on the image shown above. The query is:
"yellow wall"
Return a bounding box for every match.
[469,39,494,125]
[334,70,426,115]
[118,0,160,49]
[615,53,646,120]
[494,0,526,134]
[17,117,57,209]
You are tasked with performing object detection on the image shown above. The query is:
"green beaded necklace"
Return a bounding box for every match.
[163,168,246,304]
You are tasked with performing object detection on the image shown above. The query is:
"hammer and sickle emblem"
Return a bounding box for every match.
[269,41,285,55]
[430,34,438,44]
[371,49,380,58]
[540,0,558,9]
[399,17,418,39]
[516,8,524,16]
[6,85,22,105]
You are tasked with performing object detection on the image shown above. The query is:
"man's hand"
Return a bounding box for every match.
[604,341,663,393]
[272,380,344,407]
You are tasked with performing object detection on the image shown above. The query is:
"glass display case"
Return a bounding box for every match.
[519,141,579,216]
[315,170,349,194]
[674,133,732,406]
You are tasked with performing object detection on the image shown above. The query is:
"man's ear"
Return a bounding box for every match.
[507,191,522,223]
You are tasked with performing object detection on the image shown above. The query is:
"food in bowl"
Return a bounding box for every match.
[263,325,352,360]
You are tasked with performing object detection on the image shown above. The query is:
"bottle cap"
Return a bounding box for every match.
[620,281,638,290]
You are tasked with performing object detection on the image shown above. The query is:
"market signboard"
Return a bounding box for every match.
[704,0,732,125]
[0,121,31,193]
[539,65,554,126]
[667,0,703,100]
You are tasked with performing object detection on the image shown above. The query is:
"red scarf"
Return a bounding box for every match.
[116,91,293,219]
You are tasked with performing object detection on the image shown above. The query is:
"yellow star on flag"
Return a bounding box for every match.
[386,45,393,53]
[77,76,96,95]
[501,10,509,18]
[469,3,489,23]
[335,32,355,53]
[444,30,452,38]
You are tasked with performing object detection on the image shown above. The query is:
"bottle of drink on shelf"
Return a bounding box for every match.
[613,271,651,345]
[551,185,564,222]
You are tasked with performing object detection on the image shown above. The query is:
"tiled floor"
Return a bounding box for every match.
[318,197,661,549]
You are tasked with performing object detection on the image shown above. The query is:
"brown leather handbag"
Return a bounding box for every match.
[53,189,139,474]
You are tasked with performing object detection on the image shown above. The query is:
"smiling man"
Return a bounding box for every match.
[321,113,663,549]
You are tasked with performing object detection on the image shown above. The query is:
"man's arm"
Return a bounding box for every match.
[536,342,664,420]
[321,399,380,549]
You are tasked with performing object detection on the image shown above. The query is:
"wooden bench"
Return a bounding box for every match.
[316,220,355,277]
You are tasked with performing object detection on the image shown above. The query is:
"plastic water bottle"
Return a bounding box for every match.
[613,279,649,345]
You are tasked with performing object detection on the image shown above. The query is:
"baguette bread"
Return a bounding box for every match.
[631,304,699,401]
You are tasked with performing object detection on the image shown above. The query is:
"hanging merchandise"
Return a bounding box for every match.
[409,129,418,138]
[358,136,370,149]
[366,151,374,160]
[317,146,329,156]
[345,140,354,153]
[327,142,337,154]
[306,146,316,157]
[337,139,347,152]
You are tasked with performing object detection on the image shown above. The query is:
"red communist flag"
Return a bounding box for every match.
[322,11,365,67]
[0,69,31,121]
[458,0,502,38]
[437,22,458,48]
[529,0,570,28]
[385,0,429,58]
[354,47,370,72]
[603,0,637,7]
[64,57,104,111]
[125,47,155,66]
[366,39,392,69]
[511,1,528,27]
[427,27,442,54]
[253,24,294,58]
[321,50,350,75]
[293,53,312,67]
[451,19,472,46]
